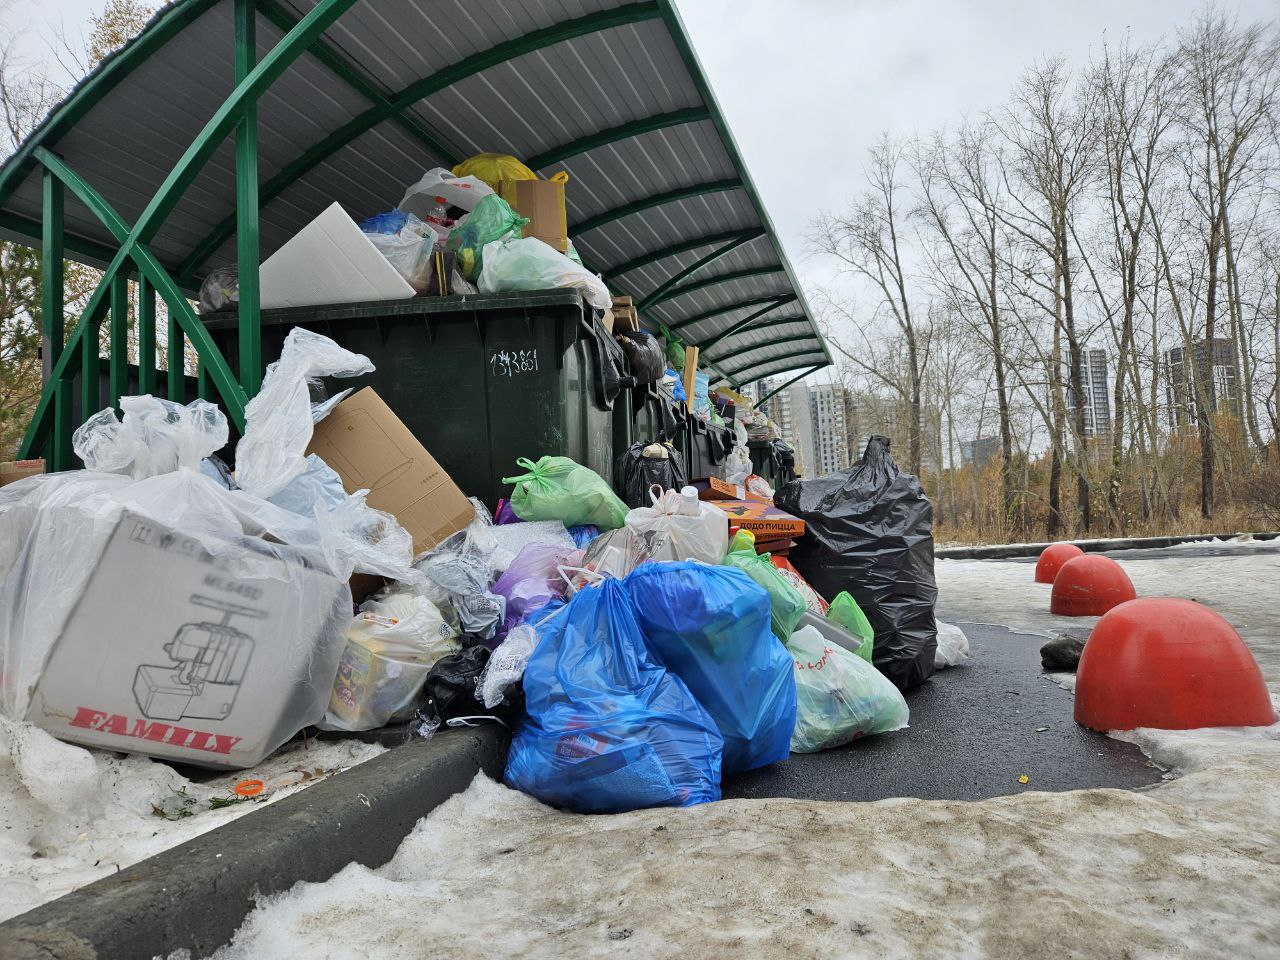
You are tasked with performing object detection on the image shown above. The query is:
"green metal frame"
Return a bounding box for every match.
[178,2,663,280]
[526,107,710,170]
[18,0,355,462]
[641,266,784,310]
[669,295,795,332]
[756,365,822,406]
[636,235,761,309]
[717,347,827,383]
[602,229,763,279]
[572,179,741,236]
[700,303,801,353]
[704,314,809,352]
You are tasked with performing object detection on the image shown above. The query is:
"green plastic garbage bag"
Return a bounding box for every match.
[446,194,528,282]
[786,623,909,753]
[503,456,629,530]
[665,335,686,372]
[723,546,807,642]
[827,591,874,662]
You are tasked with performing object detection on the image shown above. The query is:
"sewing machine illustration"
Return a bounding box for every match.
[132,595,265,722]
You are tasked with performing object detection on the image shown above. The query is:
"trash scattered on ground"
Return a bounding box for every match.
[934,621,971,669]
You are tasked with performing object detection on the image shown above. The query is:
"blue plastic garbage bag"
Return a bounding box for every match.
[624,562,796,774]
[504,579,723,813]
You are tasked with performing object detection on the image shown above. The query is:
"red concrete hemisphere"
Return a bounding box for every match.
[1075,597,1276,731]
[1049,554,1137,616]
[1035,542,1085,583]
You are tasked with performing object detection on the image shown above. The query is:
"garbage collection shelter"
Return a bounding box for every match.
[0,0,830,470]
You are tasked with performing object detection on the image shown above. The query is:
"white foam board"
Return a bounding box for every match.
[260,202,415,308]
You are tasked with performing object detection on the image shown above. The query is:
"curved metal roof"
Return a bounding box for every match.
[0,0,828,387]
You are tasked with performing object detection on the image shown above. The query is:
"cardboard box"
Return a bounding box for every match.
[0,459,44,487]
[693,476,770,503]
[26,510,348,769]
[308,387,473,556]
[260,201,415,308]
[610,295,640,334]
[498,179,568,253]
[710,499,805,539]
[600,307,615,334]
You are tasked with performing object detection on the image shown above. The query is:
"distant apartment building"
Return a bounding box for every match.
[759,380,814,477]
[809,383,852,475]
[1164,338,1241,428]
[1063,348,1111,438]
[960,436,1001,471]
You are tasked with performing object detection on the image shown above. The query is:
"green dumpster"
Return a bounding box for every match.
[204,290,625,509]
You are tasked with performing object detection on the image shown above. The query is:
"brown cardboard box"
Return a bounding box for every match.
[498,179,568,253]
[307,388,473,557]
[0,459,44,487]
[710,499,806,539]
[693,476,770,503]
[610,296,640,334]
[600,308,615,334]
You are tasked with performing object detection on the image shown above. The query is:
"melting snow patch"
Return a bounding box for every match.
[0,720,384,922]
[206,690,1280,960]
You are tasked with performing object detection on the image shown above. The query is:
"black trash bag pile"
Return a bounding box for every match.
[776,434,937,690]
[614,440,687,508]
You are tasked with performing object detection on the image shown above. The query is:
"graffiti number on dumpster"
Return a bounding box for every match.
[490,349,539,378]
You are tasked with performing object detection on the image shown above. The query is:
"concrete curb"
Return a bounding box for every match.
[935,531,1279,561]
[0,725,508,960]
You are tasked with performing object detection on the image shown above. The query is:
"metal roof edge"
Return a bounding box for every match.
[655,0,832,368]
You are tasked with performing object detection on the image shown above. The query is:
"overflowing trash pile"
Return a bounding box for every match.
[0,150,968,823]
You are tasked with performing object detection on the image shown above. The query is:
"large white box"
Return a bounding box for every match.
[25,510,349,769]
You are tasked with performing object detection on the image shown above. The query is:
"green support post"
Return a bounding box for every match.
[109,273,129,407]
[137,277,156,394]
[53,379,74,469]
[168,312,185,402]
[81,297,101,420]
[41,168,66,469]
[236,0,262,396]
[198,361,211,400]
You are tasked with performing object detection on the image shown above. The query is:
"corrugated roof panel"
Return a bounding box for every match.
[0,0,826,377]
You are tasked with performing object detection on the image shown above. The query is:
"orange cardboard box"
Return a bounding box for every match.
[711,499,805,539]
[694,476,770,504]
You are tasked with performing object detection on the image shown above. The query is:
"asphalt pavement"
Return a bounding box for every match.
[722,620,1163,803]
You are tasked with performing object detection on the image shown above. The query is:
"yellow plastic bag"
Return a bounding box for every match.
[452,153,537,192]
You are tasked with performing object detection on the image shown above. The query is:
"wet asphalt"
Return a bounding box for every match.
[721,620,1164,803]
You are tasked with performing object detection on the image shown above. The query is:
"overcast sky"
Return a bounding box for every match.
[5,0,1276,384]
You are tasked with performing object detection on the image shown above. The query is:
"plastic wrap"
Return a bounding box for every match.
[624,562,795,775]
[785,624,909,753]
[505,578,722,813]
[478,235,611,311]
[777,435,937,690]
[476,623,537,709]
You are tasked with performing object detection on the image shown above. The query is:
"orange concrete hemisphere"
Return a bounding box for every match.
[1035,542,1085,583]
[1075,597,1276,731]
[1049,554,1136,616]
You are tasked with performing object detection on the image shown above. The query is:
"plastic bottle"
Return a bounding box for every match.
[677,486,701,517]
[422,195,454,242]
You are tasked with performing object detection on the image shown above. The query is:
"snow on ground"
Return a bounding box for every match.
[0,727,384,922]
[202,549,1280,960]
[936,545,1280,678]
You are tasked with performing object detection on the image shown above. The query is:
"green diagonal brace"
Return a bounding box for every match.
[573,179,741,236]
[719,347,827,382]
[700,300,795,352]
[669,295,795,332]
[19,149,247,458]
[643,266,785,310]
[525,108,710,170]
[636,234,761,310]
[756,365,823,405]
[178,2,662,280]
[603,229,763,279]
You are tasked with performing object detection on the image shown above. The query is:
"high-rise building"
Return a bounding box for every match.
[1064,348,1111,437]
[960,436,1001,471]
[759,380,814,477]
[809,383,851,475]
[1164,338,1241,428]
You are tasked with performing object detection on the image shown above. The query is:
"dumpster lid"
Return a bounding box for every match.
[0,0,829,389]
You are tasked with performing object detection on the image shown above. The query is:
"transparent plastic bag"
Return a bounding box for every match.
[935,620,971,669]
[476,623,537,709]
[360,210,436,291]
[786,623,909,753]
[326,589,460,731]
[198,266,238,314]
[414,550,505,641]
[234,328,374,501]
[400,166,494,215]
[564,527,652,596]
[74,395,227,479]
[624,486,727,565]
[478,235,611,311]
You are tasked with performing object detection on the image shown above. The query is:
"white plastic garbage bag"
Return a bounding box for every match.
[233,327,374,501]
[400,166,493,216]
[476,623,537,710]
[325,588,460,731]
[478,235,611,311]
[786,623,909,753]
[624,486,728,566]
[934,620,971,669]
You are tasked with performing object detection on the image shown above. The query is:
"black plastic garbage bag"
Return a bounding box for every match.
[418,644,522,730]
[776,435,937,690]
[615,440,687,508]
[617,329,665,384]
